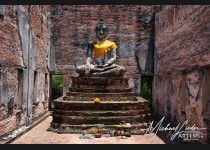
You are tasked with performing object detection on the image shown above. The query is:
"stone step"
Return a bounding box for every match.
[48,122,151,135]
[53,99,149,111]
[49,96,151,135]
[63,95,137,101]
[71,77,129,87]
[69,87,133,93]
[66,92,135,97]
[52,109,150,116]
[51,114,151,125]
[75,85,129,89]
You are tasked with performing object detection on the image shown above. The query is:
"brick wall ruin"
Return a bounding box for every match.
[0,5,50,141]
[153,5,210,143]
[50,5,155,95]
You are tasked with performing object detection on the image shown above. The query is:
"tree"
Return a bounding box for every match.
[52,75,63,100]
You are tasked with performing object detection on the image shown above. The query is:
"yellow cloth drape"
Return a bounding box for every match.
[93,40,117,59]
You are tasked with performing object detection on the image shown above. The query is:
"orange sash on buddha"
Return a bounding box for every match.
[93,40,117,60]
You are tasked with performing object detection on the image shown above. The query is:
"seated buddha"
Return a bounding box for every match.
[76,19,125,77]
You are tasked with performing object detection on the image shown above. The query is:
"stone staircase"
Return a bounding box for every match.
[48,77,151,135]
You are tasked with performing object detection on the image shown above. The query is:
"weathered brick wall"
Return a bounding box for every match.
[50,5,155,94]
[26,5,50,122]
[153,5,210,143]
[0,5,50,141]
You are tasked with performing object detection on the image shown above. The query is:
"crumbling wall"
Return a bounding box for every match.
[0,5,50,141]
[50,5,155,95]
[153,5,210,143]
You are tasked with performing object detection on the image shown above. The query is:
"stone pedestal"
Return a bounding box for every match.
[48,77,151,135]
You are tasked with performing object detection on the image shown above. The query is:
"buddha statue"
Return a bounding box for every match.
[76,19,125,77]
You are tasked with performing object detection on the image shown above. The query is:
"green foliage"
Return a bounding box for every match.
[52,75,63,89]
[141,77,152,107]
[52,75,63,100]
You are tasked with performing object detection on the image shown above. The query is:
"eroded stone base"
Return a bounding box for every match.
[48,77,151,135]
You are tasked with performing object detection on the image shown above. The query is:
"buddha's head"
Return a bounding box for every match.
[95,19,109,41]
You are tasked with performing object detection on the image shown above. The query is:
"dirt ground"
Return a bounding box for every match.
[9,116,183,144]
